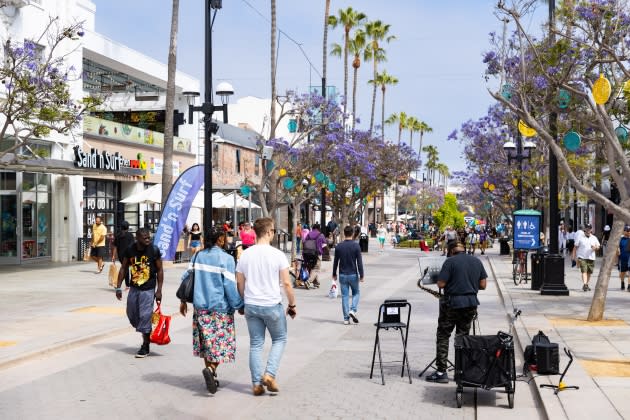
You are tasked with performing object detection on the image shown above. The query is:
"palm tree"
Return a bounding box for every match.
[369,70,398,141]
[364,20,395,134]
[423,145,439,186]
[416,121,433,176]
[406,116,419,154]
[385,111,408,230]
[328,7,367,119]
[436,163,450,188]
[333,29,366,130]
[322,0,331,95]
[269,0,278,140]
[161,0,179,205]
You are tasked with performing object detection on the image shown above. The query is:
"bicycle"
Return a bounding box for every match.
[289,255,318,289]
[512,249,529,285]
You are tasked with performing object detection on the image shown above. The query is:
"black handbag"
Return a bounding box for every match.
[176,253,198,303]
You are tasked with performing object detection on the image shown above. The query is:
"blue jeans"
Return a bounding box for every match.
[245,303,287,385]
[339,274,360,320]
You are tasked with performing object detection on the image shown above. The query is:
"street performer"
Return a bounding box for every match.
[426,241,487,384]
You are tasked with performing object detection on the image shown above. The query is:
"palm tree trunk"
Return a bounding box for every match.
[381,87,386,142]
[369,59,377,133]
[343,29,349,119]
[418,132,424,178]
[161,0,179,206]
[352,65,358,131]
[269,0,277,140]
[322,0,330,83]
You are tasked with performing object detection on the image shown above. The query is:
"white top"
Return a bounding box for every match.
[377,227,387,238]
[574,234,600,260]
[566,231,575,241]
[236,244,290,306]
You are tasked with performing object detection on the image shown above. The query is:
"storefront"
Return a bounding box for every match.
[0,171,52,264]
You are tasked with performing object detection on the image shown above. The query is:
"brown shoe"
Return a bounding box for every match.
[262,373,279,392]
[252,384,265,396]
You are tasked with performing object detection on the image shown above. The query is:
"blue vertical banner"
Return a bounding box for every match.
[153,164,204,260]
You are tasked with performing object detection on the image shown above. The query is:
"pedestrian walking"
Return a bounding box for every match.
[617,225,630,291]
[332,225,364,325]
[377,223,387,252]
[302,223,326,288]
[179,227,244,394]
[572,224,600,291]
[426,241,487,384]
[112,220,134,288]
[115,228,164,358]
[236,217,296,396]
[90,215,108,273]
[294,222,302,253]
[189,223,203,255]
[240,221,256,250]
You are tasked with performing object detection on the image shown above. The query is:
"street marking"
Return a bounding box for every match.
[548,317,627,327]
[70,306,126,315]
[580,360,630,377]
[0,341,17,347]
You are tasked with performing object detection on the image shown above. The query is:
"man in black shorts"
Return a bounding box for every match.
[115,228,164,358]
[426,241,487,383]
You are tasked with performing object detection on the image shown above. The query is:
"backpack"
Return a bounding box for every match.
[523,330,559,374]
[303,234,319,256]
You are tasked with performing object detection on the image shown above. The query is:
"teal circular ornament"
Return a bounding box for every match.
[314,170,325,182]
[501,84,512,101]
[557,89,571,109]
[353,185,360,194]
[563,131,581,152]
[265,160,275,172]
[328,182,336,192]
[282,178,295,190]
[288,118,297,133]
[240,185,251,196]
[615,125,628,144]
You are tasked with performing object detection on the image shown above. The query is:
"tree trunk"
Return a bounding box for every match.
[343,28,349,119]
[322,0,330,84]
[587,219,625,321]
[352,65,358,131]
[369,58,377,133]
[161,0,179,205]
[269,0,277,140]
[381,87,386,142]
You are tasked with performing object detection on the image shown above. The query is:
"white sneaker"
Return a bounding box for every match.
[343,320,350,325]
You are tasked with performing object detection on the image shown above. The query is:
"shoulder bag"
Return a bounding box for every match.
[176,252,199,303]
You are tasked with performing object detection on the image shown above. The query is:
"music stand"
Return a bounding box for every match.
[540,348,580,394]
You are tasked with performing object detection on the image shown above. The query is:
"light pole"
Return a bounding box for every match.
[184,0,233,232]
[503,132,536,210]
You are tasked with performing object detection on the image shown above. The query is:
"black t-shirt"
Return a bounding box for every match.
[113,231,135,260]
[438,253,487,309]
[123,244,162,291]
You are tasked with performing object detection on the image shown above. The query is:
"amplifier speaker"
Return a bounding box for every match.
[536,342,559,374]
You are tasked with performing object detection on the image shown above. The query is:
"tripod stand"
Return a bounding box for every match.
[540,347,579,395]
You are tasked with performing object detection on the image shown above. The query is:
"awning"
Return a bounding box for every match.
[121,184,227,209]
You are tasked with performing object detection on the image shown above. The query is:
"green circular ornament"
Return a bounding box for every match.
[328,182,336,192]
[501,84,512,101]
[314,171,325,182]
[563,131,581,152]
[282,178,295,190]
[240,185,251,196]
[615,125,628,144]
[557,89,570,109]
[353,185,360,194]
[265,160,275,172]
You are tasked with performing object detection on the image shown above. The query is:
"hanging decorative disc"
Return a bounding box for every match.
[288,118,297,133]
[512,179,518,187]
[310,176,316,184]
[615,125,628,144]
[314,170,325,182]
[483,181,489,189]
[557,89,571,109]
[282,178,295,190]
[278,168,287,177]
[265,160,275,172]
[328,182,336,192]
[353,185,361,194]
[489,184,495,191]
[518,120,536,137]
[501,84,512,101]
[240,185,251,196]
[563,131,581,152]
[592,73,611,105]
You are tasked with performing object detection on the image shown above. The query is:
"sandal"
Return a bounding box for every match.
[203,367,218,394]
[97,264,104,273]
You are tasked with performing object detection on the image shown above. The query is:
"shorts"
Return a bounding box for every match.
[378,237,385,245]
[126,288,156,333]
[620,255,629,273]
[578,258,594,274]
[90,246,106,258]
[190,240,201,248]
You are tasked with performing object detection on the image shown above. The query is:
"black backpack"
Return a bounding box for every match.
[303,234,319,256]
[523,330,559,374]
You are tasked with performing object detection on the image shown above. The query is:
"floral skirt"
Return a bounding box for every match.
[192,309,236,364]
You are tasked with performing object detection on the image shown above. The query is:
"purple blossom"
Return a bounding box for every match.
[533,76,548,90]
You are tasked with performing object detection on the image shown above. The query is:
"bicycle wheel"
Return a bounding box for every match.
[512,262,519,285]
[516,268,525,285]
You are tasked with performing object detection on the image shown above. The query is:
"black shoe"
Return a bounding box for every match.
[426,370,449,383]
[135,344,150,358]
[582,284,588,292]
[623,282,626,290]
[349,310,359,324]
[203,368,218,394]
[587,285,591,291]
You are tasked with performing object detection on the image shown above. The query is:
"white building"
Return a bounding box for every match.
[0,0,200,264]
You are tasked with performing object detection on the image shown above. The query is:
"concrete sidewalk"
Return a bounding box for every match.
[487,247,630,419]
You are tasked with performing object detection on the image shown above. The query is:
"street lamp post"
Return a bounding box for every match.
[503,132,536,210]
[184,0,233,233]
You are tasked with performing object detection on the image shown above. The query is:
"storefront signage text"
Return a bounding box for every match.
[73,146,142,172]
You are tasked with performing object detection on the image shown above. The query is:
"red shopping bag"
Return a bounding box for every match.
[150,304,171,345]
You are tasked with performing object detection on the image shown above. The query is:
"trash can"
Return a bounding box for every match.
[359,233,369,253]
[499,238,510,255]
[531,246,550,290]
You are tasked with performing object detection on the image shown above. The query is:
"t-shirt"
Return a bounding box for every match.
[236,244,290,306]
[438,253,487,309]
[445,230,458,241]
[92,223,107,248]
[240,229,256,246]
[620,237,630,258]
[123,244,162,291]
[377,227,387,239]
[113,231,135,260]
[574,234,600,260]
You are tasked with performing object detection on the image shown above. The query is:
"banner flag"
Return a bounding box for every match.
[153,164,204,260]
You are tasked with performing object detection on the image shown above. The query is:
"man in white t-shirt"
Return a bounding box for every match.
[236,217,296,396]
[572,224,600,291]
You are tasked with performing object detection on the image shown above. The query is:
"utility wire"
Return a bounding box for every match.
[240,0,322,79]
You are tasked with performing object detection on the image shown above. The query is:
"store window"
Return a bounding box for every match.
[21,172,51,259]
[83,179,120,238]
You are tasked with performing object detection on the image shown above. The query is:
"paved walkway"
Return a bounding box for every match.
[2,238,626,418]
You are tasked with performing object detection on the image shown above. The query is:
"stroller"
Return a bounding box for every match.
[291,253,319,289]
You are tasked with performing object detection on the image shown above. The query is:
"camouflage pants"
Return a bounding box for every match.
[435,302,477,372]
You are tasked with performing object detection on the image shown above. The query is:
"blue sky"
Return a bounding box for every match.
[93,0,546,174]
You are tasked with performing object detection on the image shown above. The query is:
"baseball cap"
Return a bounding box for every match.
[604,225,611,231]
[624,225,630,232]
[585,224,593,230]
